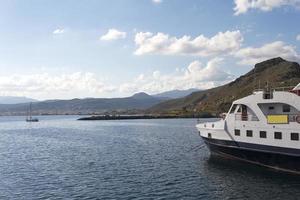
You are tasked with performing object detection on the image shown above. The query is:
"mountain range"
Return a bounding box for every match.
[0,89,198,115]
[0,92,164,115]
[153,88,200,99]
[0,96,38,104]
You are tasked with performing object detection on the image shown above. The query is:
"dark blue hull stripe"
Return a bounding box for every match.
[202,137,300,157]
[202,137,300,173]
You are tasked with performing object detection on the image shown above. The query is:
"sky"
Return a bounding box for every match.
[0,0,299,100]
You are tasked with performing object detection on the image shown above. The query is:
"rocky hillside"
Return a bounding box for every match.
[149,57,300,115]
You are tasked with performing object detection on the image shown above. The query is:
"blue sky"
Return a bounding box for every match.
[0,0,299,100]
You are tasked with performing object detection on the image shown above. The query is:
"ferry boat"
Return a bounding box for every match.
[196,83,300,174]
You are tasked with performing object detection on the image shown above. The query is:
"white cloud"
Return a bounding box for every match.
[0,72,116,100]
[234,41,300,65]
[234,0,300,15]
[100,29,127,41]
[119,58,234,94]
[134,30,243,57]
[152,0,162,3]
[53,29,65,34]
[0,59,234,99]
[297,34,300,41]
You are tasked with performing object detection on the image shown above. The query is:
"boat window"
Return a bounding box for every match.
[246,130,253,137]
[274,132,282,140]
[257,103,300,117]
[291,133,299,141]
[229,104,238,114]
[234,129,240,136]
[241,105,248,121]
[260,131,267,138]
[208,133,212,138]
[235,104,259,121]
[283,104,290,113]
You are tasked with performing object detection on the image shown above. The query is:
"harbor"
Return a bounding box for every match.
[77,113,214,120]
[0,0,300,199]
[0,116,299,199]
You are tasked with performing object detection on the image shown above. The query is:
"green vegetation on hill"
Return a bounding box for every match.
[149,57,300,115]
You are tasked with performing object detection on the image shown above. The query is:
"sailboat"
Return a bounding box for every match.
[26,102,39,122]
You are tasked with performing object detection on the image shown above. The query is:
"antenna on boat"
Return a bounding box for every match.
[265,81,269,91]
[254,67,257,90]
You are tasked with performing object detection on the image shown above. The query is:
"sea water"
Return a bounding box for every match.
[0,116,299,199]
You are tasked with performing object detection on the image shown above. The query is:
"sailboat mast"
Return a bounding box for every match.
[26,102,38,122]
[29,102,32,120]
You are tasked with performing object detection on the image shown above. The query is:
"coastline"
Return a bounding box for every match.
[77,114,215,120]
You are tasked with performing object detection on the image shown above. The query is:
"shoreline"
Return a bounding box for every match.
[77,114,215,120]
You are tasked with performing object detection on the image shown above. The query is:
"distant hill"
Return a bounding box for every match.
[0,93,166,115]
[149,57,300,115]
[153,88,200,99]
[0,96,37,104]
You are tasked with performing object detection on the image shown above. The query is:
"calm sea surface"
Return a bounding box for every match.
[0,116,299,199]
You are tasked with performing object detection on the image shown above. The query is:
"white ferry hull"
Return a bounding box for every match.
[196,86,300,174]
[202,136,300,174]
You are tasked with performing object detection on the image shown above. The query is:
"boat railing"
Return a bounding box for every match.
[272,86,295,92]
[254,85,300,97]
[253,86,295,92]
[235,114,259,121]
[196,118,225,129]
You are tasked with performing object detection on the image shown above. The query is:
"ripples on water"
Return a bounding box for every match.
[0,116,299,199]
